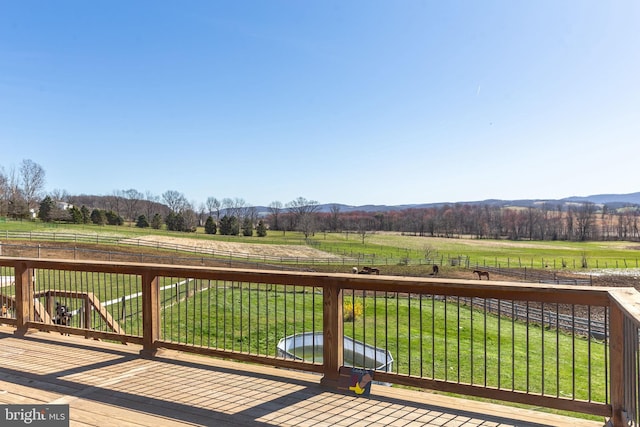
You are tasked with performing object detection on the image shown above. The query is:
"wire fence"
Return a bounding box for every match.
[1,230,639,272]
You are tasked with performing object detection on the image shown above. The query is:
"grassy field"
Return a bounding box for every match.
[2,219,640,270]
[309,232,640,269]
[136,283,611,422]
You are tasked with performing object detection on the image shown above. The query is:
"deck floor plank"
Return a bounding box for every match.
[0,328,605,427]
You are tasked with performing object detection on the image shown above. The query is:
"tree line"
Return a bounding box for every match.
[2,159,639,241]
[314,203,640,241]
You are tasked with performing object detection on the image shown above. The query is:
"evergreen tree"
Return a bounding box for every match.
[166,212,177,231]
[69,206,83,224]
[219,215,239,235]
[165,212,175,230]
[37,196,55,222]
[219,215,231,235]
[204,216,217,234]
[256,220,267,237]
[151,213,163,230]
[136,215,149,228]
[230,216,239,235]
[105,210,124,226]
[242,217,253,236]
[166,212,188,231]
[80,205,91,224]
[91,209,107,225]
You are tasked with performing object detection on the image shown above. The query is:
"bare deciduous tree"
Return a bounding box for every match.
[221,197,247,222]
[268,201,283,231]
[182,204,198,231]
[576,202,596,241]
[49,189,70,203]
[246,206,258,227]
[287,196,320,238]
[122,188,144,221]
[0,167,9,216]
[143,191,160,220]
[19,159,46,211]
[329,204,341,232]
[162,190,188,213]
[221,197,234,216]
[206,197,221,221]
[105,192,123,216]
[356,218,373,244]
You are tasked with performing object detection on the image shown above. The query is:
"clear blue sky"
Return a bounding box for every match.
[1,1,638,208]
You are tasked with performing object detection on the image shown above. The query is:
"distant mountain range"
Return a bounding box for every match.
[74,191,640,216]
[283,192,640,214]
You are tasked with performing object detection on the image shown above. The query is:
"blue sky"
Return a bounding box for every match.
[1,1,638,208]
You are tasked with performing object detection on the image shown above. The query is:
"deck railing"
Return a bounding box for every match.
[1,257,639,426]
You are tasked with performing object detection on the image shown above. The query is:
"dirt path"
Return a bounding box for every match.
[119,235,342,259]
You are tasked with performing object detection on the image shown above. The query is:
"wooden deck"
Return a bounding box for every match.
[0,327,604,427]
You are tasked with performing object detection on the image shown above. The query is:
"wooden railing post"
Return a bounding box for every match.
[14,262,34,336]
[140,272,160,357]
[320,280,343,388]
[46,292,54,319]
[609,302,625,426]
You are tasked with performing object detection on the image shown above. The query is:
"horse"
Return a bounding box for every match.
[362,266,380,275]
[358,267,380,275]
[473,270,490,280]
[432,265,439,275]
[352,267,358,274]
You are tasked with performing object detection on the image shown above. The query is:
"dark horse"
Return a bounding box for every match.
[431,265,439,275]
[473,270,490,280]
[359,266,380,275]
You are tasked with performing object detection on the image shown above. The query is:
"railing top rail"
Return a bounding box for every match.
[0,256,615,305]
[608,287,640,326]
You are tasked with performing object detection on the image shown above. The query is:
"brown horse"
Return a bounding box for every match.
[473,270,490,280]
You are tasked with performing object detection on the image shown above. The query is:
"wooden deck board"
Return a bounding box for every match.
[0,327,605,427]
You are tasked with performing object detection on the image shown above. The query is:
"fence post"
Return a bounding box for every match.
[140,272,160,357]
[320,279,343,388]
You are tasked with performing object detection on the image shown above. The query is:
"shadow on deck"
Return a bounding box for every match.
[0,327,603,427]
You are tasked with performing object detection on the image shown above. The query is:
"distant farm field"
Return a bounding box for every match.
[2,220,640,274]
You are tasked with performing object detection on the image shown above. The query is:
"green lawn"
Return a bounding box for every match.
[157,285,607,403]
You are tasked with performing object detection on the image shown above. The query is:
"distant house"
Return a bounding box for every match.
[56,201,73,210]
